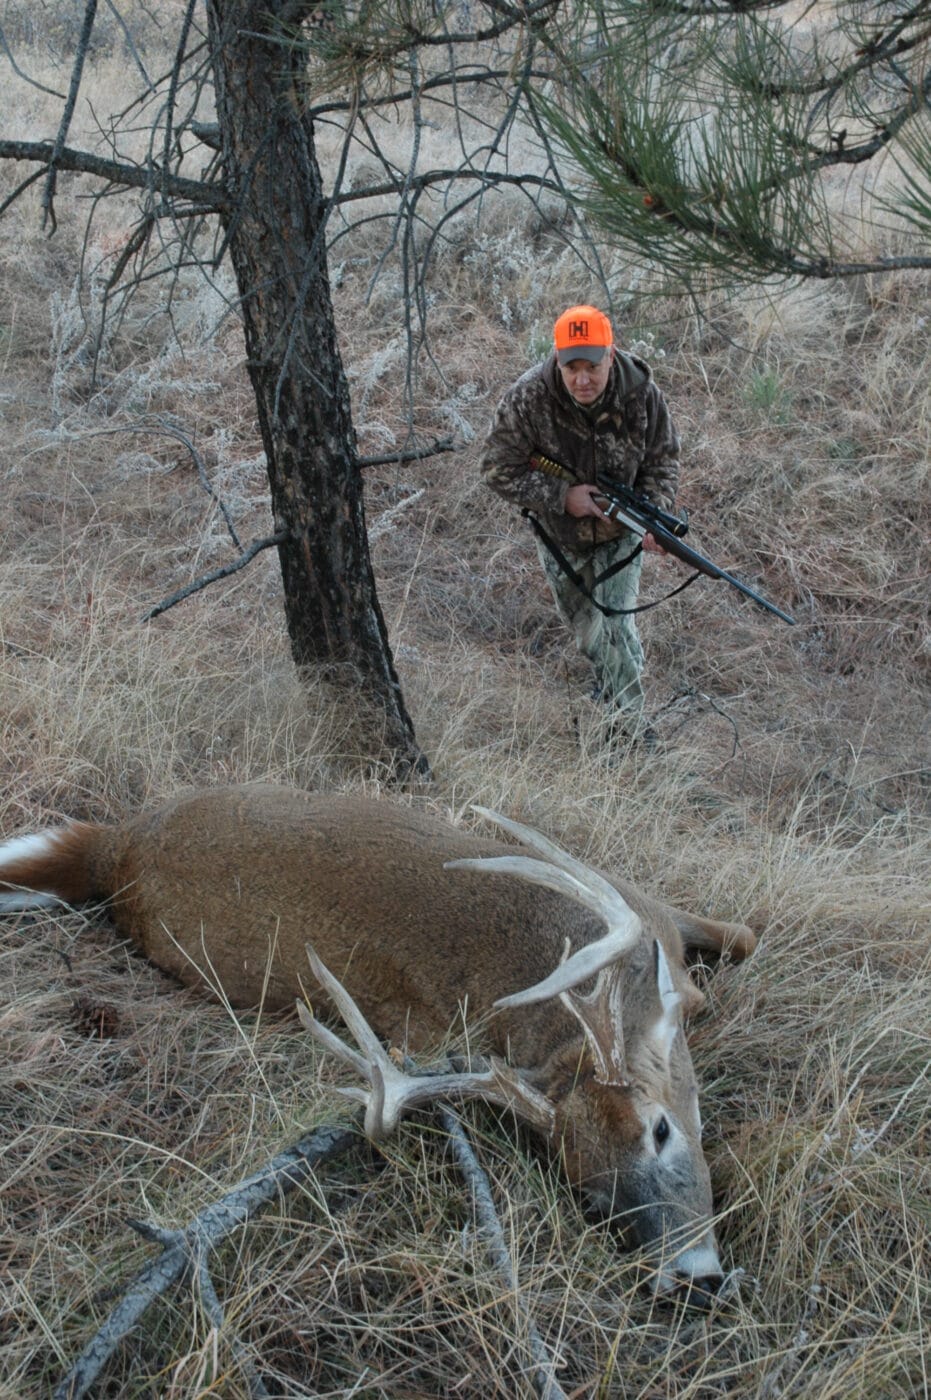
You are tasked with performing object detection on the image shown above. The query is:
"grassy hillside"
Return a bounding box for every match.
[0,20,928,1399]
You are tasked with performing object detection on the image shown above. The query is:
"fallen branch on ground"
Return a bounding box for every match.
[54,1121,359,1400]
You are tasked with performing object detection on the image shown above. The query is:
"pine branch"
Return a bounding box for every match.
[782,68,931,178]
[536,1,931,287]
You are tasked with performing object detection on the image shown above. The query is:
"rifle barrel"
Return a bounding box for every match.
[597,493,795,626]
[692,554,796,626]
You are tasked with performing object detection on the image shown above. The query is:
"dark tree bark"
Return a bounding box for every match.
[205,0,430,778]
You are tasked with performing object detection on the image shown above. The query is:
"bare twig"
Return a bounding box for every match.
[161,0,199,197]
[357,435,457,468]
[143,530,289,621]
[0,140,221,208]
[194,1255,273,1400]
[144,416,242,548]
[29,418,243,549]
[0,23,67,99]
[439,1104,569,1400]
[101,0,153,90]
[42,0,100,233]
[656,686,741,757]
[0,164,48,221]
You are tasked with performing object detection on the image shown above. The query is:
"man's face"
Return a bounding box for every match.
[558,347,614,405]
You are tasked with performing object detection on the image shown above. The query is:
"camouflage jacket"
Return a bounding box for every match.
[479,350,680,552]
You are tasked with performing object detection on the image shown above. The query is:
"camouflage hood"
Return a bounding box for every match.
[480,350,680,552]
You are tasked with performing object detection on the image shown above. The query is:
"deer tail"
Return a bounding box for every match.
[0,821,103,911]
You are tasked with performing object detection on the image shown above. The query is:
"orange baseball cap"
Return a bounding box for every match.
[553,305,614,365]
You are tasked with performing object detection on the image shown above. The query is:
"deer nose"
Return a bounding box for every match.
[671,1271,724,1310]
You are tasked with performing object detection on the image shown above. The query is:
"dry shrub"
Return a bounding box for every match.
[1,28,929,1400]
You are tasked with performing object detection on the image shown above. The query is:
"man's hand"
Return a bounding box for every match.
[564,483,609,519]
[565,484,669,556]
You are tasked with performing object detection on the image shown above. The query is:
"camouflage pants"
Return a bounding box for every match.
[534,529,646,719]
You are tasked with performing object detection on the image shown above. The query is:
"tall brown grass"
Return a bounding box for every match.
[1,28,928,1400]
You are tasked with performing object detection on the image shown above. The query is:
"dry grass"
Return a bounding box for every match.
[1,28,929,1400]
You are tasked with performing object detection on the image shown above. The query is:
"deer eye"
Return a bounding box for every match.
[653,1115,670,1149]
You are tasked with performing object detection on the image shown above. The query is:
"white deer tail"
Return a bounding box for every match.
[0,822,100,910]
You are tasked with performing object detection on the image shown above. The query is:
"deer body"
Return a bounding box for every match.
[0,783,755,1301]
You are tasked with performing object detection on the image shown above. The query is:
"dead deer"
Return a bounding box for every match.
[0,783,755,1304]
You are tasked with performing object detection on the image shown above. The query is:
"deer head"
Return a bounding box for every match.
[304,807,728,1304]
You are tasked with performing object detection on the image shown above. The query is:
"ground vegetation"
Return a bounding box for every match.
[0,3,928,1396]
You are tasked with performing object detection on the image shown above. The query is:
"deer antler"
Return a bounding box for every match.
[298,944,555,1139]
[444,807,641,1008]
[556,960,629,1087]
[553,940,687,1089]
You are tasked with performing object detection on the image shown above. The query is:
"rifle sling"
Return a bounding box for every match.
[522,510,701,617]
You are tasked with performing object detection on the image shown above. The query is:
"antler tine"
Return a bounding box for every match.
[303,944,382,1069]
[559,968,628,1087]
[470,806,624,907]
[443,853,641,1009]
[298,947,401,1139]
[299,944,556,1139]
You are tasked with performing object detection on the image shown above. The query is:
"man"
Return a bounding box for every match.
[479,304,680,739]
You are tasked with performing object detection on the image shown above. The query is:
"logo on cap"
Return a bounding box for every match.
[553,305,613,366]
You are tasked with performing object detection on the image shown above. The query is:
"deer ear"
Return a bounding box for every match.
[668,907,757,962]
[647,940,683,1063]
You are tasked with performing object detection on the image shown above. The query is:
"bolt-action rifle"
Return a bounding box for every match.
[529,453,795,625]
[596,475,795,625]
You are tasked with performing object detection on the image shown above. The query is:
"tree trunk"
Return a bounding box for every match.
[206,0,430,778]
